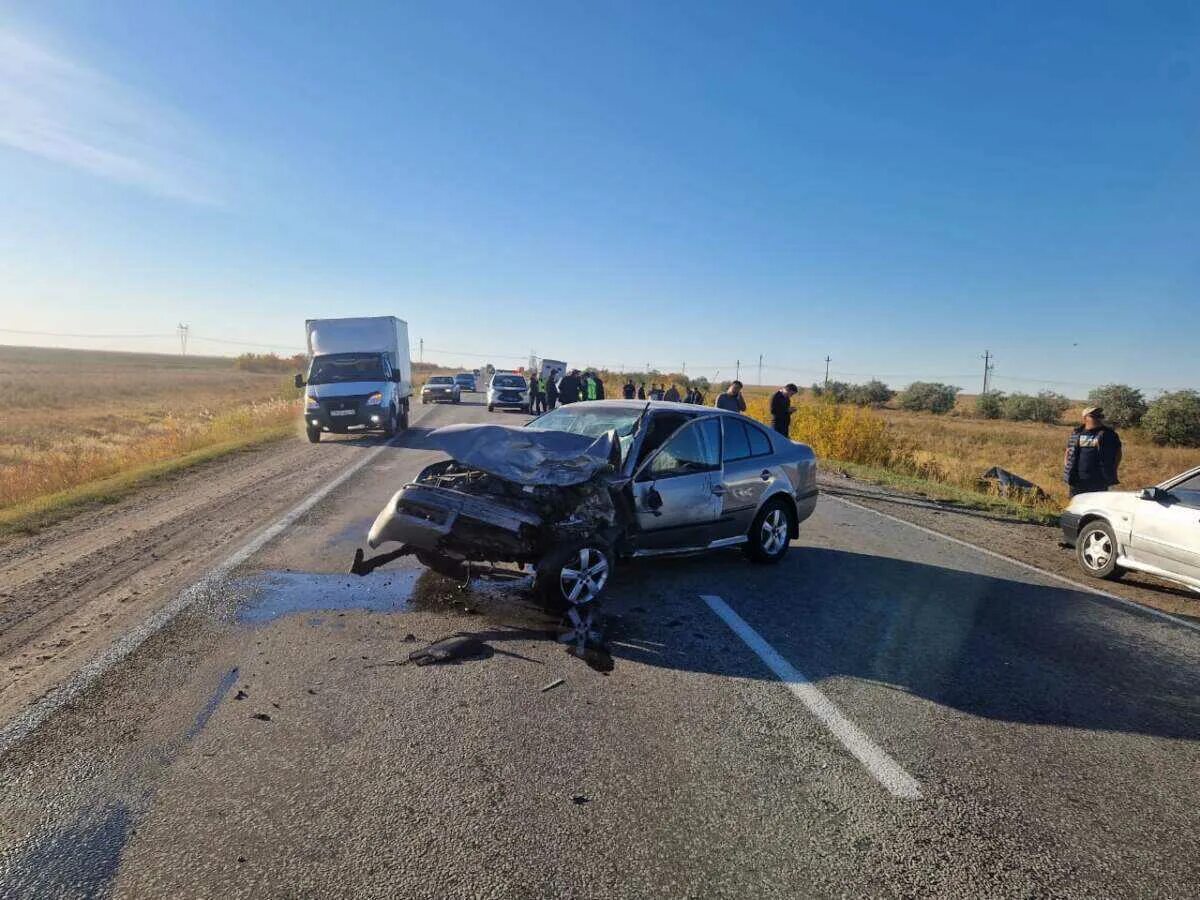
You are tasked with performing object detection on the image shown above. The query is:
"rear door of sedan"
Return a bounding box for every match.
[713,416,777,539]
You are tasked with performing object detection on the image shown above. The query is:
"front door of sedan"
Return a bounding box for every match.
[630,417,723,551]
[1129,474,1200,584]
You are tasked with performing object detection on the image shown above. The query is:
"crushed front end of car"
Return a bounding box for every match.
[356,423,625,646]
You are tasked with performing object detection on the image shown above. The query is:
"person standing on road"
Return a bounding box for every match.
[536,372,549,414]
[770,383,798,436]
[558,369,583,404]
[637,382,646,400]
[663,383,681,402]
[715,380,746,413]
[527,372,542,415]
[545,369,560,410]
[649,384,665,401]
[623,379,636,399]
[1064,406,1122,496]
[592,371,606,400]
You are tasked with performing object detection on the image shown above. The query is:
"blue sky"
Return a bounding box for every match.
[0,1,1197,395]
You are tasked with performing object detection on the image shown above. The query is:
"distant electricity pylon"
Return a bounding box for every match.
[824,355,831,387]
[177,323,189,355]
[981,350,995,395]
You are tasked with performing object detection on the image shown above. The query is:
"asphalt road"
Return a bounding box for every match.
[2,397,1199,898]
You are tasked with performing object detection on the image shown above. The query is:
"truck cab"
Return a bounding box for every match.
[296,316,412,443]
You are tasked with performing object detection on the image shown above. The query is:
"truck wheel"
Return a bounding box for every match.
[487,404,494,412]
[743,497,793,564]
[305,425,321,444]
[536,540,613,612]
[1077,520,1123,580]
[399,403,409,430]
[381,406,397,437]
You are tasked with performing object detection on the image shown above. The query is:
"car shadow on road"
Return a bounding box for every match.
[591,548,1200,743]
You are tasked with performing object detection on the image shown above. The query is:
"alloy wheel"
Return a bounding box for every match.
[1081,530,1112,570]
[760,508,789,556]
[559,547,609,605]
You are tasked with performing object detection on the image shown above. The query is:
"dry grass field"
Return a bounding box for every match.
[0,345,301,521]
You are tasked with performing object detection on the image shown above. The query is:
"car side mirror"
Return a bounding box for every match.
[1140,486,1169,503]
[644,487,663,511]
[294,374,305,389]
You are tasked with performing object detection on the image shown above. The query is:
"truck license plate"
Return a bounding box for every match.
[330,409,354,416]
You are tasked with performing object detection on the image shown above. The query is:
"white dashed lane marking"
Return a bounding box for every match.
[702,594,923,800]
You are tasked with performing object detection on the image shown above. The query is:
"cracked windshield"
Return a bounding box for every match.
[0,2,1197,898]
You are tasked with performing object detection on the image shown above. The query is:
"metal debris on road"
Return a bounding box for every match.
[250,713,271,722]
[409,635,490,666]
[540,678,565,693]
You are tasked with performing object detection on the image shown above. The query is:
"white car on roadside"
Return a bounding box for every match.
[1061,465,1200,592]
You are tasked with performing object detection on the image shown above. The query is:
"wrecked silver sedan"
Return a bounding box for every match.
[360,402,817,624]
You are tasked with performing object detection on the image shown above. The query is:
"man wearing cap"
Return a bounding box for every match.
[1064,406,1122,497]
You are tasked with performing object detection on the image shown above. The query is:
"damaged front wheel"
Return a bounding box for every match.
[536,541,613,610]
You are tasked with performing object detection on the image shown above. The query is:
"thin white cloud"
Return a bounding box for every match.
[0,30,221,205]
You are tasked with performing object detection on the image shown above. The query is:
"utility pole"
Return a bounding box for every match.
[419,338,424,363]
[682,361,686,377]
[981,350,994,395]
[735,359,740,381]
[177,323,189,355]
[757,354,763,385]
[824,355,831,387]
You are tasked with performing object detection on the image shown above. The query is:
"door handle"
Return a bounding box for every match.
[760,469,771,481]
[711,484,727,496]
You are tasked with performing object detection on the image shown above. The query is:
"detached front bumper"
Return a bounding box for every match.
[1059,511,1081,547]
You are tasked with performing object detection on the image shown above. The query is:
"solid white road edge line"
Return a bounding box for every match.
[701,594,923,801]
[828,494,1200,635]
[0,409,431,759]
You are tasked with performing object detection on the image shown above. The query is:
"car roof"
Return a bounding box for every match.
[565,399,751,419]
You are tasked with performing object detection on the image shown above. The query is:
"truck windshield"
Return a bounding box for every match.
[308,353,385,384]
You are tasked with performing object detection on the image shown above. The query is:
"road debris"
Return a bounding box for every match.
[409,635,490,666]
[540,678,565,693]
[234,690,248,701]
[571,795,590,805]
[251,713,271,722]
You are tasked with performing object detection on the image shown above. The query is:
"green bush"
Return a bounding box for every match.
[811,381,851,402]
[898,382,959,414]
[847,380,894,407]
[1086,384,1147,428]
[975,391,1005,419]
[1001,391,1069,423]
[1143,390,1200,447]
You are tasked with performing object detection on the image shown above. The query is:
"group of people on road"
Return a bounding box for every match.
[620,379,706,405]
[528,368,605,414]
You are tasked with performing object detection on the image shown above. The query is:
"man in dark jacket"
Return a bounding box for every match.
[663,384,681,402]
[545,369,560,410]
[637,383,646,400]
[557,369,583,404]
[769,383,798,436]
[1064,406,1122,496]
[715,380,746,412]
[622,379,636,399]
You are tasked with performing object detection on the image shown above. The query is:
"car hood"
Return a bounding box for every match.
[425,423,615,486]
[308,381,386,398]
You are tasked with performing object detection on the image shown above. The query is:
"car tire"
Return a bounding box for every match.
[421,398,427,405]
[399,404,409,430]
[305,425,321,444]
[381,406,397,437]
[487,403,494,412]
[536,540,614,612]
[1076,520,1123,580]
[743,497,793,564]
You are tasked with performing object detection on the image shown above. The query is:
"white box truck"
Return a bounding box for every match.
[295,317,412,443]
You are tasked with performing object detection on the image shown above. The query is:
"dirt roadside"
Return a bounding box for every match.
[0,429,411,725]
[819,471,1200,623]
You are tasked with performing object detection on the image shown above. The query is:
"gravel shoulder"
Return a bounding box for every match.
[818,471,1200,623]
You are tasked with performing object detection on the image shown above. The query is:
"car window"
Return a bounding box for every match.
[649,417,720,478]
[746,422,773,456]
[723,418,751,462]
[428,376,453,384]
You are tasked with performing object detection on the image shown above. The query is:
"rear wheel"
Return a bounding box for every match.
[305,425,321,444]
[743,498,793,564]
[1077,520,1123,580]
